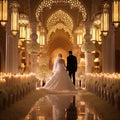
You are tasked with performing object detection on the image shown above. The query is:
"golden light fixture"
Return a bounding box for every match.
[112,0,120,28]
[10,1,19,36]
[91,25,102,44]
[37,25,45,48]
[91,26,96,44]
[0,0,8,26]
[40,28,45,48]
[77,34,83,46]
[101,3,109,36]
[19,13,29,39]
[26,24,31,43]
[18,39,22,48]
[74,24,85,46]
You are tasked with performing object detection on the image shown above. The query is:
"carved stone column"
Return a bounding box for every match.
[31,22,37,40]
[81,21,95,73]
[26,33,40,73]
[85,52,93,73]
[30,53,38,73]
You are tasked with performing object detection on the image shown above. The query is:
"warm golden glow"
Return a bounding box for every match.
[94,58,100,62]
[91,26,96,42]
[19,13,29,39]
[36,0,87,22]
[10,1,19,35]
[37,25,45,47]
[112,0,120,28]
[94,19,101,26]
[47,10,73,31]
[0,1,2,20]
[77,34,83,46]
[0,0,8,26]
[26,24,31,42]
[46,23,74,43]
[19,26,26,39]
[37,116,45,120]
[40,35,45,46]
[74,24,85,46]
[91,25,101,44]
[79,58,85,66]
[101,3,109,36]
[19,14,29,26]
[97,28,102,44]
[21,63,25,68]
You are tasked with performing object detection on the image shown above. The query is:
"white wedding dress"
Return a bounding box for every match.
[44,56,76,92]
[46,94,74,120]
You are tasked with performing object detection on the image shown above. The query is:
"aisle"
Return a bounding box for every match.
[0,89,120,120]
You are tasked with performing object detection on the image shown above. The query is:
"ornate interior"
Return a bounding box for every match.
[0,0,120,74]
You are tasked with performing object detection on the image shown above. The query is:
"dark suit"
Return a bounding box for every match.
[67,54,77,85]
[67,96,77,120]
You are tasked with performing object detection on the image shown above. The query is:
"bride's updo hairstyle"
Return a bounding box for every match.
[58,53,62,58]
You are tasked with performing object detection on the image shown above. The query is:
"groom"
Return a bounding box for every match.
[67,51,77,85]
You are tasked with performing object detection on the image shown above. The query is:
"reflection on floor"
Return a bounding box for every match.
[24,94,101,120]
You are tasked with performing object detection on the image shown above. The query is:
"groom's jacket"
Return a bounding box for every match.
[67,55,77,72]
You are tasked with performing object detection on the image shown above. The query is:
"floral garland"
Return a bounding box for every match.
[81,40,96,52]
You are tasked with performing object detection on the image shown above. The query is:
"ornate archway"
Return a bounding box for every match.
[35,0,88,72]
[35,0,87,22]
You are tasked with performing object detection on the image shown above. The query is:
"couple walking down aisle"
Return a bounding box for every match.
[43,52,77,93]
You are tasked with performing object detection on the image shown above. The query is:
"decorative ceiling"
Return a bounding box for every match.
[9,0,104,54]
[35,0,87,22]
[46,10,73,31]
[34,0,88,54]
[47,29,73,54]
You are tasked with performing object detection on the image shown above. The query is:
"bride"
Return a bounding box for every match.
[43,53,76,92]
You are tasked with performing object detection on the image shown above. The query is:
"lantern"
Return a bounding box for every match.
[74,24,84,47]
[10,1,19,36]
[112,0,120,28]
[101,3,109,36]
[0,0,8,26]
[19,13,29,39]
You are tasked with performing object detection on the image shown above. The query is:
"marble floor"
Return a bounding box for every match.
[24,93,101,120]
[0,89,120,120]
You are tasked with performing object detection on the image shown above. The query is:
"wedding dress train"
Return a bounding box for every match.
[44,55,76,92]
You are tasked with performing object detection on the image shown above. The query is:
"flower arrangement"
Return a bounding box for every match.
[37,54,52,81]
[81,40,96,52]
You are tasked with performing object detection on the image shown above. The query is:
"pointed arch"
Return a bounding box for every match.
[47,10,73,31]
[46,23,74,43]
[35,0,87,22]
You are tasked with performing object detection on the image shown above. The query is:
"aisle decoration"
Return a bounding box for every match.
[0,72,38,111]
[36,54,52,87]
[84,73,120,110]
